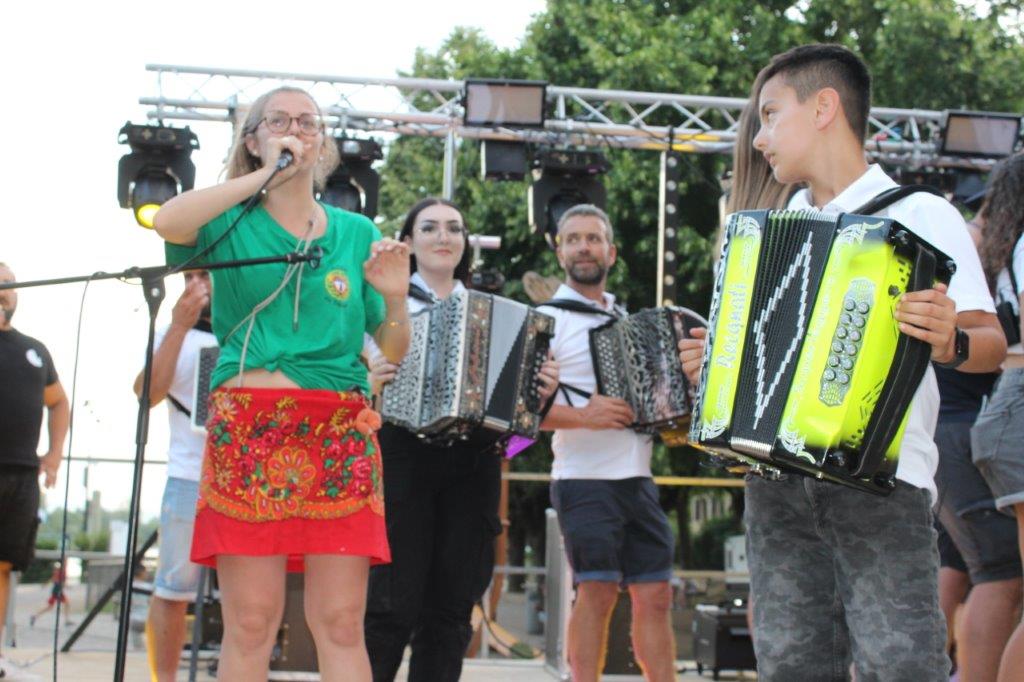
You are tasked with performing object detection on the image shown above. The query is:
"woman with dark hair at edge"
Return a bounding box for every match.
[363,197,559,682]
[684,70,798,647]
[154,85,411,681]
[971,152,1024,681]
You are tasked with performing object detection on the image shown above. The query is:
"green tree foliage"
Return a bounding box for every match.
[376,0,1024,568]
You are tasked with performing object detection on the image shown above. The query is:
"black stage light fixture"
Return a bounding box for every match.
[481,140,528,181]
[320,138,383,218]
[940,110,1022,158]
[528,149,611,248]
[470,268,506,293]
[464,79,547,128]
[117,123,199,228]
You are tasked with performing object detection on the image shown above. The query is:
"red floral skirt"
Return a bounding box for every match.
[190,387,389,572]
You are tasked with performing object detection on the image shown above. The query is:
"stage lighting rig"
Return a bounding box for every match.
[320,138,383,219]
[528,149,610,248]
[480,140,528,181]
[117,123,198,228]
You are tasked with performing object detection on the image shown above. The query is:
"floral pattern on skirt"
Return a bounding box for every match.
[191,387,389,569]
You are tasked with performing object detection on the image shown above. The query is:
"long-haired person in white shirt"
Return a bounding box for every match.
[972,151,1024,681]
[363,198,558,682]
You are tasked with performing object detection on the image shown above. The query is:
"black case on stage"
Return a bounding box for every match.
[269,573,318,673]
[692,603,756,680]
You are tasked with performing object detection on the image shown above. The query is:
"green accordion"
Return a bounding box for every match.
[689,209,955,495]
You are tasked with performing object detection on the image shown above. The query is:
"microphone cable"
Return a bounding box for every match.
[50,275,96,681]
[166,154,292,276]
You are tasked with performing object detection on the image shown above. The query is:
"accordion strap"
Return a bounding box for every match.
[557,382,593,408]
[166,393,192,419]
[407,282,435,304]
[852,184,944,216]
[538,298,624,320]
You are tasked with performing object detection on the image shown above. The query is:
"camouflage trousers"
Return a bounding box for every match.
[744,475,948,682]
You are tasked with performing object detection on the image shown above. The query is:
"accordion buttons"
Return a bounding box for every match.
[824,369,836,381]
[836,327,848,339]
[849,330,862,342]
[832,341,845,353]
[844,299,856,311]
[828,355,840,367]
[852,315,866,328]
[837,372,850,384]
[840,313,852,325]
[857,302,870,314]
[841,357,854,371]
[844,343,857,356]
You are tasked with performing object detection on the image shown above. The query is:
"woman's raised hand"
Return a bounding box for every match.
[364,239,411,299]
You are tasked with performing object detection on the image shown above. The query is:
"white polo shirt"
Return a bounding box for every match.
[788,164,995,501]
[154,325,217,482]
[542,284,654,480]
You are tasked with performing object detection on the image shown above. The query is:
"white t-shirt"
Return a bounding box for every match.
[542,284,654,480]
[994,234,1024,355]
[788,164,996,501]
[153,325,217,482]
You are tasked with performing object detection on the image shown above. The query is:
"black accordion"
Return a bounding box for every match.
[689,209,955,495]
[381,290,555,441]
[589,306,707,445]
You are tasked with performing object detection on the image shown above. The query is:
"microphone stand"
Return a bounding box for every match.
[0,247,322,681]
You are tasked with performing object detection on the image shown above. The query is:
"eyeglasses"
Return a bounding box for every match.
[260,111,323,135]
[414,223,466,237]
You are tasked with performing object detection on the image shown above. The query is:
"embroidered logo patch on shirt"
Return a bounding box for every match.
[325,269,351,302]
[26,348,43,368]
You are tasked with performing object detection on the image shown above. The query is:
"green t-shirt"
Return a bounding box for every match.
[165,202,385,393]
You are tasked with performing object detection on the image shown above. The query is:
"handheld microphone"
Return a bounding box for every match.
[276,150,294,170]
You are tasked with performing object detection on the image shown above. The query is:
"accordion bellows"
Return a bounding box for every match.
[690,209,955,495]
[381,290,555,441]
[590,307,706,444]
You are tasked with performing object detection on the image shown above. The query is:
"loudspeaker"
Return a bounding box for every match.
[692,604,757,680]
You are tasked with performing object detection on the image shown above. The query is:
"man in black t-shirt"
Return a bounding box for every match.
[0,262,70,676]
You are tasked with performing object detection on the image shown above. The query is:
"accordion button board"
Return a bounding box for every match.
[589,306,708,445]
[689,209,954,495]
[191,345,221,433]
[381,290,555,443]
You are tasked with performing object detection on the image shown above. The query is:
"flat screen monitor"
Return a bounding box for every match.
[464,79,547,128]
[941,111,1021,158]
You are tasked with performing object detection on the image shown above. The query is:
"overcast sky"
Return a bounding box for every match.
[3,0,545,521]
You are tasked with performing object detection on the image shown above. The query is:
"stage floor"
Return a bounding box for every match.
[5,582,756,680]
[2,650,757,681]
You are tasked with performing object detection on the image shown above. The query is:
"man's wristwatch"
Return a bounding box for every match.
[935,327,969,369]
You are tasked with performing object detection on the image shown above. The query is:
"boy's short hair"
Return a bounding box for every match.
[759,43,872,142]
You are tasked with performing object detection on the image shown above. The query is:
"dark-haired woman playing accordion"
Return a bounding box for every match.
[363,197,558,682]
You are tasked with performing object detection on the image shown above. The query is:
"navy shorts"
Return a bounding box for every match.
[550,477,674,585]
[936,520,968,574]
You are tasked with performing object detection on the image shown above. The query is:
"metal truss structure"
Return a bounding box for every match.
[140,65,1006,308]
[140,64,995,171]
